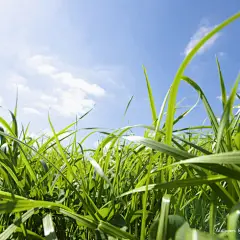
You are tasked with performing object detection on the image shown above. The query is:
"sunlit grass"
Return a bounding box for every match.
[0,12,239,240]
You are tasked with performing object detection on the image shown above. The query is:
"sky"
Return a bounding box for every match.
[0,0,239,147]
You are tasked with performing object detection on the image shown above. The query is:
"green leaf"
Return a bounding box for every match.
[124,95,134,117]
[216,56,227,110]
[156,194,171,240]
[119,175,227,197]
[15,228,45,240]
[181,76,227,152]
[234,132,240,149]
[143,66,158,126]
[123,136,194,160]
[155,88,170,140]
[216,73,240,152]
[176,151,240,165]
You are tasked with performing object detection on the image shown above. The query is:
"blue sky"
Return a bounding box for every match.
[0,1,239,146]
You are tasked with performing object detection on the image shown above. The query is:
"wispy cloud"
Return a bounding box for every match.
[23,107,42,115]
[216,94,239,102]
[184,23,221,56]
[8,54,106,117]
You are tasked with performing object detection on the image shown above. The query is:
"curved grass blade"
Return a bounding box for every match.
[165,12,240,145]
[171,94,200,127]
[146,125,212,155]
[0,190,26,200]
[181,76,227,151]
[173,126,212,132]
[118,175,227,198]
[123,136,195,160]
[124,95,134,117]
[0,208,39,240]
[0,115,15,136]
[0,161,24,190]
[175,151,240,165]
[0,199,99,229]
[15,228,45,240]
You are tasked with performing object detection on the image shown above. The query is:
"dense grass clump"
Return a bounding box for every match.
[0,12,240,240]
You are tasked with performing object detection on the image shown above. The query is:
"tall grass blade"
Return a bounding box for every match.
[165,12,240,145]
[216,56,227,110]
[143,65,158,126]
[156,194,171,240]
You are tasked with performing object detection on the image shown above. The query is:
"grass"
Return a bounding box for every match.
[0,12,240,240]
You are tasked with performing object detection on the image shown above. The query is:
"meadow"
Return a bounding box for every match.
[0,12,240,240]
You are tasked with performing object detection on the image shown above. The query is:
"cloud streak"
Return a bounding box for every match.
[23,107,42,115]
[184,23,221,56]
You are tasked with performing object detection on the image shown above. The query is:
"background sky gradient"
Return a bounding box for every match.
[0,0,239,147]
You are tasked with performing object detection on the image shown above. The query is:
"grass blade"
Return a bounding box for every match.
[216,56,227,110]
[43,213,58,240]
[165,12,240,145]
[216,73,240,152]
[156,194,171,240]
[143,65,158,126]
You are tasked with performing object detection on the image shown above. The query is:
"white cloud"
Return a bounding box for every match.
[53,72,105,97]
[27,55,57,75]
[9,74,27,85]
[23,107,42,115]
[27,54,105,97]
[184,24,221,56]
[20,54,105,116]
[0,96,2,105]
[40,94,58,103]
[4,54,106,117]
[51,88,95,116]
[7,75,30,92]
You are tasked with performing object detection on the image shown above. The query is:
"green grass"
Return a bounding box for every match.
[0,12,240,240]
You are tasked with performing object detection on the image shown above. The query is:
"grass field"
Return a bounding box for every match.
[0,12,240,240]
